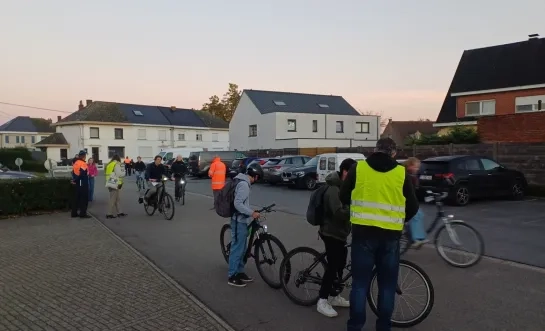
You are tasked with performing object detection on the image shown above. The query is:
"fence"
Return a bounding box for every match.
[244,143,545,187]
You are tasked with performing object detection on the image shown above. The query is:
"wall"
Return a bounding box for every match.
[478,112,545,143]
[0,132,53,149]
[229,93,276,151]
[456,87,545,118]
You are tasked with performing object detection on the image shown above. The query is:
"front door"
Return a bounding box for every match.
[91,147,99,163]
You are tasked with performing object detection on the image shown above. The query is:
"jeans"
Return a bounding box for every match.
[347,236,400,331]
[409,209,426,241]
[319,233,347,299]
[135,171,145,187]
[88,177,95,201]
[228,218,248,278]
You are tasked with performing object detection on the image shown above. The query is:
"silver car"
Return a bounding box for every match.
[261,155,311,185]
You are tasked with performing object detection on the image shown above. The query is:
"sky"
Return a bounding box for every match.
[1,0,544,124]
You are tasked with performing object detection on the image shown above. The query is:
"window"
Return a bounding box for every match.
[317,103,329,108]
[158,130,167,141]
[133,110,143,116]
[516,104,534,113]
[515,95,545,113]
[108,146,125,158]
[312,120,318,132]
[60,149,68,159]
[16,136,20,143]
[138,129,146,140]
[465,100,495,116]
[178,133,185,141]
[319,158,327,170]
[287,119,296,132]
[196,133,203,141]
[249,125,257,137]
[480,158,501,171]
[464,159,481,171]
[31,136,35,144]
[21,136,25,144]
[212,133,218,142]
[355,122,370,133]
[274,100,286,106]
[114,128,123,139]
[336,121,344,133]
[4,136,8,144]
[90,127,100,139]
[327,157,336,170]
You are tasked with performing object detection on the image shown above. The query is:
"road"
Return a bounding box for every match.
[88,175,545,331]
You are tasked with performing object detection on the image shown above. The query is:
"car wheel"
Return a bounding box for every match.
[305,176,317,190]
[511,180,524,200]
[452,185,470,206]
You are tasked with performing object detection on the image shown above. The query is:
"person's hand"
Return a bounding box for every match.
[251,211,261,219]
[171,177,175,181]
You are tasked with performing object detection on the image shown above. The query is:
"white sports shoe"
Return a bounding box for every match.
[317,298,338,317]
[329,295,350,308]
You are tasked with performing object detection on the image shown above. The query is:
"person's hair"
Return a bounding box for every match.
[88,158,94,163]
[403,157,420,167]
[137,156,141,159]
[111,154,121,162]
[339,158,357,173]
[154,155,162,161]
[375,137,397,156]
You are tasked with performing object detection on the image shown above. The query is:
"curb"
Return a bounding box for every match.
[90,213,236,331]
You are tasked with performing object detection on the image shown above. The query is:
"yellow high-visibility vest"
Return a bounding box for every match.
[350,160,406,231]
[105,161,123,185]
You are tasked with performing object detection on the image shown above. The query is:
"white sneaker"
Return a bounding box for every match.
[328,295,350,308]
[317,298,338,317]
[411,239,430,249]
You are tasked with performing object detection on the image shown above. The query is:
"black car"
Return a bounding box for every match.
[282,156,318,190]
[417,155,527,206]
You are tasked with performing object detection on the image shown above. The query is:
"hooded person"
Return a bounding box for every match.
[208,156,226,205]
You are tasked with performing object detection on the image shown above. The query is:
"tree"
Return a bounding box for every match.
[201,83,242,123]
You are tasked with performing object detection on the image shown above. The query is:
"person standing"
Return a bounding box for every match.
[105,154,126,219]
[340,138,418,331]
[124,156,131,176]
[208,156,226,205]
[87,158,98,202]
[71,150,91,218]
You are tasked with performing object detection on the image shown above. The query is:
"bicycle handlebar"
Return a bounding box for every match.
[257,203,276,213]
[424,191,448,202]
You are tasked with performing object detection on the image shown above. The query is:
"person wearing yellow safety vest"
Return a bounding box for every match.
[104,154,127,219]
[340,138,419,331]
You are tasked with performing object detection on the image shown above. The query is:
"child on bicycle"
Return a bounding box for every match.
[404,157,428,247]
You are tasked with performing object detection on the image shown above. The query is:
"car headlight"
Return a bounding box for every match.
[295,171,305,177]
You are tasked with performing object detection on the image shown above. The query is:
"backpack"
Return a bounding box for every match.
[306,185,329,226]
[215,178,244,218]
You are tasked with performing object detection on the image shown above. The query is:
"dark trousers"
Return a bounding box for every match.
[125,167,132,176]
[71,183,89,217]
[347,236,400,331]
[319,233,347,299]
[213,189,221,205]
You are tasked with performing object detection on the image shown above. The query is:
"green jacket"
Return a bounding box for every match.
[319,171,351,241]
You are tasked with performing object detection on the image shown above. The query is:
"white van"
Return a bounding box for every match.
[316,153,366,184]
[157,147,203,163]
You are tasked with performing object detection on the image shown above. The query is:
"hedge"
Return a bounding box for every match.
[0,148,47,172]
[0,177,72,217]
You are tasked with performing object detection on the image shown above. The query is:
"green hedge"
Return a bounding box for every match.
[0,148,47,172]
[0,177,72,217]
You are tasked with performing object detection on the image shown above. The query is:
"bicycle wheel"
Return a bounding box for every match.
[144,199,156,216]
[279,247,326,306]
[161,193,175,220]
[181,187,185,205]
[220,224,231,264]
[367,259,434,328]
[434,220,484,268]
[254,234,288,289]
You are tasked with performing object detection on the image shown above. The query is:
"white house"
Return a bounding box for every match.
[229,90,380,151]
[35,100,229,163]
[0,116,55,149]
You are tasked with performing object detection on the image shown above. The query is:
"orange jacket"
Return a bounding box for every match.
[208,157,226,190]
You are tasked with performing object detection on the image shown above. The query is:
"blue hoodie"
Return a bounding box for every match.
[232,173,254,224]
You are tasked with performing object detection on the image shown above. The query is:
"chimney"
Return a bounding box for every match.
[78,100,84,110]
[170,106,176,112]
[57,115,62,122]
[86,99,93,106]
[388,118,392,123]
[529,33,539,40]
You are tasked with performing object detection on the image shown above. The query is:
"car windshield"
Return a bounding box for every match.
[304,157,318,167]
[265,158,281,165]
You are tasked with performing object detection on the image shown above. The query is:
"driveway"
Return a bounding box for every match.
[89,176,545,331]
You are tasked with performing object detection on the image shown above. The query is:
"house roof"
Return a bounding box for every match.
[436,37,545,124]
[34,133,69,146]
[243,89,360,116]
[0,116,55,133]
[57,101,228,129]
[383,121,439,138]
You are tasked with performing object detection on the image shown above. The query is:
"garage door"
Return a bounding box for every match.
[138,146,153,159]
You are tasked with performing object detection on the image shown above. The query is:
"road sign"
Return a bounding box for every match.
[15,158,23,172]
[44,159,53,171]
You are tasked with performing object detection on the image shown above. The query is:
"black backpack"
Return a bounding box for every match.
[215,178,244,218]
[306,185,329,226]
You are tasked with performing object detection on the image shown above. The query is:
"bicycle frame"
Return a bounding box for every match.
[423,193,463,246]
[240,219,269,263]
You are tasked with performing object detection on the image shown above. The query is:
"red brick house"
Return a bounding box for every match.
[434,34,545,142]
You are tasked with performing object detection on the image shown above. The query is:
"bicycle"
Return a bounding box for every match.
[135,171,146,192]
[279,243,434,328]
[400,190,484,268]
[173,174,187,205]
[143,176,175,220]
[220,203,290,289]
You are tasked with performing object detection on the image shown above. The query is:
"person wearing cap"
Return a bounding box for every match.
[71,150,91,218]
[340,138,418,331]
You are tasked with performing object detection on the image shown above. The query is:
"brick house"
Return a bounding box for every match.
[434,34,545,140]
[381,119,438,146]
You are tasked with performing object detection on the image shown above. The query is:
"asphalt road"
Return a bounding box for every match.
[88,175,545,331]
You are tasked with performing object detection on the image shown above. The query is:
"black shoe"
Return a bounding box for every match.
[117,213,127,217]
[228,276,247,287]
[237,273,254,283]
[79,215,92,219]
[106,215,117,219]
[138,198,144,204]
[71,214,79,218]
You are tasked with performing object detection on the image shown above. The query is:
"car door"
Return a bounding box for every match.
[479,157,510,195]
[463,157,487,197]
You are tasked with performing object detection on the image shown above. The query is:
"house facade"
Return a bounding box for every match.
[0,116,55,149]
[229,90,380,151]
[434,34,545,137]
[36,100,229,163]
[381,119,438,146]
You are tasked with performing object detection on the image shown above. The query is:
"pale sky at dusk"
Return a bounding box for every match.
[1,0,544,124]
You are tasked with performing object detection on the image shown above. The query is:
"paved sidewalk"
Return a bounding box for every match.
[0,213,233,331]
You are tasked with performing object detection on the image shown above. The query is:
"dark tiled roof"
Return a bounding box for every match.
[243,89,360,115]
[193,110,229,129]
[0,116,55,133]
[34,133,69,146]
[60,101,128,123]
[383,121,439,138]
[157,107,206,127]
[436,37,545,124]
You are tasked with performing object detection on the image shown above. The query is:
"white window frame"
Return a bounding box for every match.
[355,122,370,133]
[287,119,296,132]
[196,133,203,141]
[137,129,146,140]
[249,125,257,137]
[178,133,185,141]
[464,100,495,116]
[212,133,218,142]
[90,127,100,139]
[336,121,344,133]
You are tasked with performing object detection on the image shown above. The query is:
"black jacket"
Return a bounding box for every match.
[145,162,166,181]
[340,152,419,240]
[171,161,188,177]
[319,171,351,241]
[134,161,146,172]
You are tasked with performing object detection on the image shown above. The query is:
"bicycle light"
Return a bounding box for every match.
[180,179,185,184]
[262,224,268,233]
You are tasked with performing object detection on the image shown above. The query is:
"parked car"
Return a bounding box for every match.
[417,155,527,206]
[189,151,245,178]
[231,157,258,174]
[262,155,311,185]
[282,156,319,190]
[0,168,36,179]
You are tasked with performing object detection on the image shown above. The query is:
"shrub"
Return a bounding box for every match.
[0,148,47,172]
[409,126,480,145]
[0,177,72,217]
